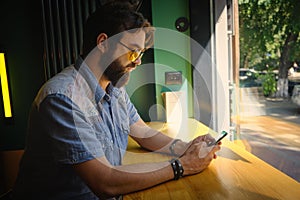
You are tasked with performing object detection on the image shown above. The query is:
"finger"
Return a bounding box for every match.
[213,153,217,159]
[205,134,215,140]
[194,135,207,143]
[204,135,217,145]
[211,144,221,154]
[198,142,214,158]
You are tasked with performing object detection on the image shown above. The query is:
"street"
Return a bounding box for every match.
[238,87,300,182]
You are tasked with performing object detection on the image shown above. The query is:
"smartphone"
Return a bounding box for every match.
[208,131,228,146]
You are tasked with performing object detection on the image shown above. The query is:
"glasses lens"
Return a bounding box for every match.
[129,50,143,62]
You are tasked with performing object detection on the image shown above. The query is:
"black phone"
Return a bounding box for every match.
[208,131,228,146]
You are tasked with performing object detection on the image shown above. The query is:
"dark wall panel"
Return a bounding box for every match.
[0,0,44,150]
[189,0,213,127]
[42,0,99,80]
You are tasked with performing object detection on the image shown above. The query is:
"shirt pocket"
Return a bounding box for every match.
[98,131,114,153]
[86,115,114,152]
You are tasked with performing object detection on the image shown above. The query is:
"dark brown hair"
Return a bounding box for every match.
[82,1,153,58]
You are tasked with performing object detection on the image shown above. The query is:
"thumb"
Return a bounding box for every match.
[198,142,214,158]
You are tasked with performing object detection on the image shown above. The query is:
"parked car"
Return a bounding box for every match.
[288,80,300,96]
[239,68,261,87]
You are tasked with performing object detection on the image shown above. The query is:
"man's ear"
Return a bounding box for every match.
[96,33,108,52]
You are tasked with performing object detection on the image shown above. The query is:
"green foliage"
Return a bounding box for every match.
[258,72,277,96]
[239,0,300,71]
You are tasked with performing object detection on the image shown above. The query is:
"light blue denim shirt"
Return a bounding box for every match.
[13,57,140,200]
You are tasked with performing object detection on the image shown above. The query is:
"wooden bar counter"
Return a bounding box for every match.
[123,118,300,200]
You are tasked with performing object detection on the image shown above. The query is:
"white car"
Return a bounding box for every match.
[239,68,256,81]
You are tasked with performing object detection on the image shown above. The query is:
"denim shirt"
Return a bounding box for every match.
[12,57,140,200]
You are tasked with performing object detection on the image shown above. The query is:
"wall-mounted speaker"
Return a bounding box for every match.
[175,17,189,32]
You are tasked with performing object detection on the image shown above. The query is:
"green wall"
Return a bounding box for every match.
[126,51,156,122]
[151,0,193,120]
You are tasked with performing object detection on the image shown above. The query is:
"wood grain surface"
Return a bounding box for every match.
[123,119,300,200]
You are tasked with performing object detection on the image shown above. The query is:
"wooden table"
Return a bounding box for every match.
[123,119,300,200]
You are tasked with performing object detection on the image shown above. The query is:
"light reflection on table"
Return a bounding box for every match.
[123,119,300,200]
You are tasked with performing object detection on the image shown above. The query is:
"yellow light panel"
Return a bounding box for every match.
[0,53,12,118]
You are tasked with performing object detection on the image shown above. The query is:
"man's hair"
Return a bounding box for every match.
[82,1,153,58]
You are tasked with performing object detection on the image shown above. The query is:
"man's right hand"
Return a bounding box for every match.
[178,141,221,176]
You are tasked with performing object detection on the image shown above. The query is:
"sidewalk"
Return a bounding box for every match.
[238,87,300,182]
[239,87,300,124]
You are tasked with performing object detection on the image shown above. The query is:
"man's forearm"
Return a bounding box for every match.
[74,158,174,198]
[132,131,189,156]
[130,119,190,156]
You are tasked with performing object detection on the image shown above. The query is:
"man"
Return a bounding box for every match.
[12,2,221,199]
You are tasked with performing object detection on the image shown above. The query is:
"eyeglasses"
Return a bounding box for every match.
[118,41,145,62]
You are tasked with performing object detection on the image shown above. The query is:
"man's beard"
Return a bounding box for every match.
[103,59,134,88]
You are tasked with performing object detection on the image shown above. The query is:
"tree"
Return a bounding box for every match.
[239,0,300,97]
